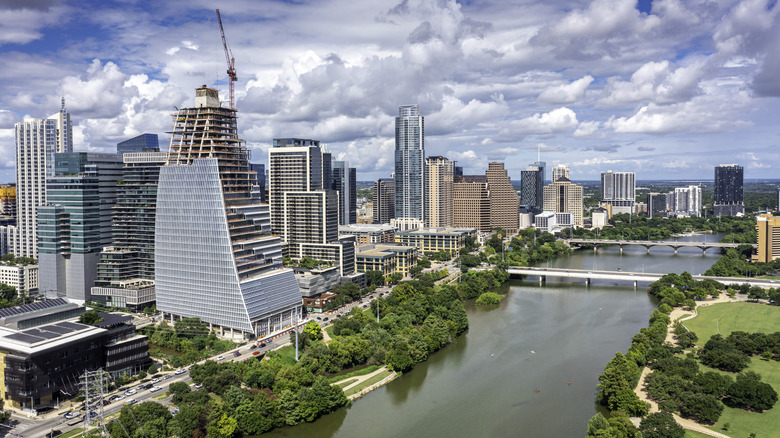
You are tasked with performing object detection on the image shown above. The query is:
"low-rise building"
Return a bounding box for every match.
[338,224,395,245]
[356,244,417,277]
[293,266,341,298]
[0,263,38,294]
[395,227,477,254]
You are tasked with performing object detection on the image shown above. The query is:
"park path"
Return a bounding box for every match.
[632,293,743,438]
[334,366,391,392]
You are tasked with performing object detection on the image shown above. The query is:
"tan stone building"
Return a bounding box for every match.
[542,177,584,228]
[425,156,453,228]
[755,214,780,263]
[486,162,519,233]
[453,175,491,231]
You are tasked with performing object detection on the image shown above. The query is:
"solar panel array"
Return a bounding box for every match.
[0,298,69,319]
[2,321,91,345]
[93,313,131,328]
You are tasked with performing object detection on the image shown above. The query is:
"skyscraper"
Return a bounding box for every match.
[601,171,635,215]
[38,152,123,300]
[533,160,547,185]
[542,177,584,228]
[520,165,543,213]
[373,178,395,224]
[155,86,301,337]
[453,175,490,231]
[395,104,424,221]
[486,162,519,233]
[117,133,159,154]
[646,192,668,218]
[425,156,454,227]
[332,161,357,225]
[551,165,570,182]
[714,164,744,216]
[673,185,702,217]
[14,99,73,258]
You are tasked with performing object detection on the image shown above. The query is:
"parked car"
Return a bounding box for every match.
[259,343,266,348]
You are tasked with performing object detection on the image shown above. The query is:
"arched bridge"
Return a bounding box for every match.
[563,238,755,255]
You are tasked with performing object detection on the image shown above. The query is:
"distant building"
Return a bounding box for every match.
[395,227,477,254]
[395,104,425,221]
[551,165,570,182]
[713,164,744,216]
[425,156,454,228]
[249,163,266,203]
[356,244,417,277]
[116,133,159,154]
[542,177,584,228]
[453,175,490,231]
[591,208,609,229]
[332,161,357,225]
[0,185,16,218]
[634,202,647,215]
[533,160,547,185]
[38,153,123,301]
[518,206,534,230]
[673,185,702,217]
[756,214,780,263]
[647,192,668,218]
[486,162,519,233]
[339,224,395,245]
[601,171,635,215]
[520,165,543,213]
[390,217,424,232]
[0,262,38,294]
[373,178,395,224]
[534,211,557,234]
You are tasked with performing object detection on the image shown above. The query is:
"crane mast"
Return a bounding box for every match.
[216,9,237,109]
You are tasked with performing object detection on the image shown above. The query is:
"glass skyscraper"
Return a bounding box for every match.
[713,164,744,216]
[155,86,301,337]
[117,133,159,154]
[395,104,424,221]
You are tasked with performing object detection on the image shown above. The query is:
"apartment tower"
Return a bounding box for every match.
[373,178,395,224]
[453,175,490,231]
[395,105,425,221]
[601,171,635,215]
[714,164,744,216]
[486,162,519,233]
[425,156,454,227]
[542,177,584,228]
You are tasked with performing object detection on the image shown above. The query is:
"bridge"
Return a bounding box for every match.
[563,238,755,255]
[507,267,778,289]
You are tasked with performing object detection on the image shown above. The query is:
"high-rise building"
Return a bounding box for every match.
[269,138,355,275]
[714,164,744,216]
[38,153,123,301]
[520,165,543,213]
[249,163,266,203]
[14,99,73,258]
[601,171,635,215]
[425,156,454,227]
[373,178,395,224]
[91,150,167,311]
[756,214,780,263]
[117,133,159,154]
[332,161,357,225]
[0,185,16,218]
[453,175,490,231]
[551,165,570,182]
[454,166,464,178]
[395,104,424,221]
[646,192,668,218]
[155,86,302,337]
[542,177,584,228]
[533,160,547,185]
[486,162,519,233]
[673,185,702,217]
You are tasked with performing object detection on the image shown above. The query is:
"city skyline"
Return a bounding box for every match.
[1,1,780,184]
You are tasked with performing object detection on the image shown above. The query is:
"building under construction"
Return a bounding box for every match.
[154,86,302,338]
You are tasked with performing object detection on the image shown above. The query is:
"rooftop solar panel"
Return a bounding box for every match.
[5,332,45,344]
[0,298,69,319]
[43,324,72,335]
[22,329,59,340]
[55,321,88,332]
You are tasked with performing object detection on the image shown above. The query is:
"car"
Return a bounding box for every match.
[125,399,137,405]
[124,389,137,396]
[233,351,240,357]
[252,351,260,356]
[323,317,329,321]
[139,383,153,390]
[108,395,121,402]
[259,343,266,348]
[64,411,81,419]
[163,374,173,380]
[46,429,62,438]
[149,386,163,393]
[114,395,126,402]
[315,316,321,320]
[175,368,186,375]
[194,383,203,389]
[151,378,161,384]
[249,344,257,349]
[216,355,225,361]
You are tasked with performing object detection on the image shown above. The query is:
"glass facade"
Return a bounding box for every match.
[395,105,424,221]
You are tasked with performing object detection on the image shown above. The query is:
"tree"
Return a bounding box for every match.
[175,317,209,338]
[0,284,16,301]
[148,363,158,375]
[639,412,684,438]
[678,392,723,424]
[475,292,503,305]
[366,270,385,286]
[168,381,191,404]
[725,371,779,411]
[78,310,103,325]
[303,320,323,341]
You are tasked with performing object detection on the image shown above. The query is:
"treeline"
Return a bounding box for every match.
[648,272,723,308]
[144,318,237,367]
[571,214,757,244]
[484,228,572,267]
[705,247,780,278]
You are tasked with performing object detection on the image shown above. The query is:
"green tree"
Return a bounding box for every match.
[366,270,385,286]
[725,371,779,411]
[209,413,238,438]
[475,292,503,305]
[639,412,684,438]
[78,310,103,325]
[148,363,158,375]
[303,320,323,341]
[168,381,191,404]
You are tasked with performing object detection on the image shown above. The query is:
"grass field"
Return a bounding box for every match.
[343,370,394,397]
[59,429,84,438]
[683,430,711,438]
[336,378,358,389]
[684,301,780,438]
[327,364,381,384]
[683,301,780,342]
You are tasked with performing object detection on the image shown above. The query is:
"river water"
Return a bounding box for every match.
[264,235,724,438]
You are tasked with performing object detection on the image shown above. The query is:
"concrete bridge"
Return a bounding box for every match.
[507,267,779,289]
[563,238,755,255]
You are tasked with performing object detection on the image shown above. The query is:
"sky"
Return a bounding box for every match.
[1,0,779,183]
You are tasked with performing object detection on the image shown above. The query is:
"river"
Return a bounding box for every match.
[263,235,724,437]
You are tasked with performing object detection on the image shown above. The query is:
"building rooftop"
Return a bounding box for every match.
[397,227,477,236]
[339,224,395,233]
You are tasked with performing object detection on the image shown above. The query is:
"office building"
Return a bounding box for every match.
[601,171,635,215]
[14,99,73,258]
[390,217,424,232]
[542,177,584,228]
[332,161,357,225]
[116,133,159,154]
[453,175,491,232]
[37,153,123,301]
[551,165,570,182]
[155,86,302,338]
[520,165,543,213]
[454,166,463,178]
[339,224,395,245]
[91,151,167,311]
[714,164,744,216]
[0,263,37,294]
[591,207,609,229]
[533,160,547,185]
[0,185,16,218]
[646,192,668,218]
[486,162,519,233]
[249,163,266,203]
[356,244,417,277]
[673,185,702,217]
[395,227,478,254]
[395,105,425,221]
[756,214,780,263]
[425,156,454,228]
[373,178,395,224]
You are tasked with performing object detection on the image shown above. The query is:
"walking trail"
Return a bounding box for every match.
[632,293,743,438]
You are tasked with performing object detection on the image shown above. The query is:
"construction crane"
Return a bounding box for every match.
[216,9,237,109]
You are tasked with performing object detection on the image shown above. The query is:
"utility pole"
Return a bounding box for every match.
[81,369,109,437]
[294,309,299,361]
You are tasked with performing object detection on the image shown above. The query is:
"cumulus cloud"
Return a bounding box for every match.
[538,75,594,104]
[505,107,579,136]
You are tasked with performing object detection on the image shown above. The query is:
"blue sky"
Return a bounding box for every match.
[1,0,779,183]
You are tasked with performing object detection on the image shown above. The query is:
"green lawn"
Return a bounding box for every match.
[684,301,780,341]
[327,364,380,384]
[343,370,394,397]
[59,428,85,438]
[336,378,358,389]
[324,325,336,339]
[684,301,780,438]
[683,430,711,438]
[265,344,297,365]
